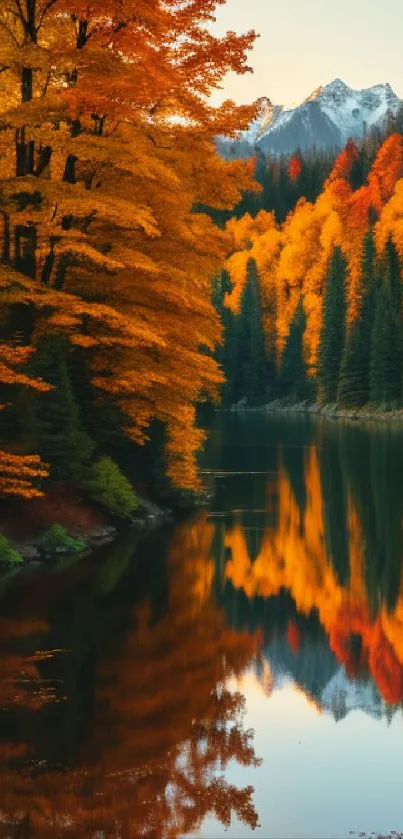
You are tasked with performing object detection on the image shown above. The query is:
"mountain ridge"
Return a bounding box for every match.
[218,78,402,158]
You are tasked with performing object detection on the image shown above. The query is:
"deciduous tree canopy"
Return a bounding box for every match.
[221,132,403,408]
[0,0,259,495]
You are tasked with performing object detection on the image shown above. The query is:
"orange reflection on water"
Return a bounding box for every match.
[0,515,260,838]
[224,446,403,705]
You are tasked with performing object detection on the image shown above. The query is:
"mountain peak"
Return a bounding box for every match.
[219,78,402,159]
[325,77,349,92]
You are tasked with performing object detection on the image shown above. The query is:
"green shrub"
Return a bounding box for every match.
[0,534,23,565]
[36,524,87,554]
[86,457,138,518]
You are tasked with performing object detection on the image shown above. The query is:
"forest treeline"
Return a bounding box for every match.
[0,0,261,509]
[216,121,403,408]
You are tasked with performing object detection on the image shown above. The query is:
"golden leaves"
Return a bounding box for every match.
[0,451,48,497]
[0,0,260,491]
[225,132,403,379]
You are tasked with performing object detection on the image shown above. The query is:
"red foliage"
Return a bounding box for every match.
[288,156,303,184]
[286,619,301,654]
[326,139,359,186]
[0,486,107,543]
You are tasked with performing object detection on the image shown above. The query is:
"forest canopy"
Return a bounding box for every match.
[0,0,259,499]
[218,131,403,408]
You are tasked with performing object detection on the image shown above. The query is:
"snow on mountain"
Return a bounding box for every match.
[218,78,402,158]
[242,96,284,144]
[320,667,394,723]
[315,78,400,144]
[258,641,397,723]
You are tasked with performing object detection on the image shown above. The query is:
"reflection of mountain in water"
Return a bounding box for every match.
[203,414,403,714]
[320,668,392,722]
[257,630,396,723]
[263,634,338,705]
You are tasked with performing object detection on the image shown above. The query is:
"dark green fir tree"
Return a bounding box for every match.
[280,299,314,401]
[369,240,403,406]
[317,246,347,403]
[33,333,94,481]
[338,232,376,407]
[236,259,270,405]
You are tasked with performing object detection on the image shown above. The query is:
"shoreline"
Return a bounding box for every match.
[0,493,174,569]
[228,398,403,423]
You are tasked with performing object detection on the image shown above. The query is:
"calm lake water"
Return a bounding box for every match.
[1,413,403,838]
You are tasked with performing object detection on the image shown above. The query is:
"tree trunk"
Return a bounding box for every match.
[2,213,10,262]
[21,66,33,103]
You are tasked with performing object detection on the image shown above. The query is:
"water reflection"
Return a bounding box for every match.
[2,413,403,837]
[0,524,260,837]
[206,414,403,714]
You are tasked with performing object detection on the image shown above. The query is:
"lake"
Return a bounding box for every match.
[0,412,403,838]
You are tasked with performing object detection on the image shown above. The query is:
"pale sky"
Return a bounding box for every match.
[210,0,403,108]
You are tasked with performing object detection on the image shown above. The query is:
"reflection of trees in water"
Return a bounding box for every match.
[0,618,59,712]
[218,424,403,706]
[0,517,260,838]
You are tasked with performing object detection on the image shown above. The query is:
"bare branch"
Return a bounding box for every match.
[41,66,51,96]
[147,132,173,151]
[86,26,98,41]
[0,17,20,46]
[14,0,26,26]
[37,0,57,32]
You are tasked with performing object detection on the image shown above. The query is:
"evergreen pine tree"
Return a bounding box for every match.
[33,334,94,481]
[338,232,376,406]
[280,300,314,400]
[237,260,269,405]
[369,240,403,406]
[318,247,347,403]
[386,237,403,338]
[212,270,241,405]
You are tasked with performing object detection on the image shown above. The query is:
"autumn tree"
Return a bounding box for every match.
[288,153,303,184]
[0,341,49,497]
[0,0,259,494]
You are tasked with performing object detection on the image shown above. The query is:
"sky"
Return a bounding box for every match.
[210,0,403,108]
[199,676,403,839]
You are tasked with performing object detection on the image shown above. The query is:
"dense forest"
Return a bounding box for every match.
[215,119,403,408]
[2,1,403,538]
[0,0,262,525]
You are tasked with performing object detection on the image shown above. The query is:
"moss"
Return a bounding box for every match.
[0,534,23,565]
[36,524,87,554]
[85,457,138,518]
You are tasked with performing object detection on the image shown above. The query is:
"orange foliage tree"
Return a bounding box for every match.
[0,0,260,493]
[224,131,403,384]
[288,155,303,184]
[0,343,49,497]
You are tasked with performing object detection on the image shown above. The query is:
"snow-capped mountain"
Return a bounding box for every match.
[218,79,402,158]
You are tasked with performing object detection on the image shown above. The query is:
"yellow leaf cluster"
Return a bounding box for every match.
[225,133,403,378]
[0,0,260,492]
